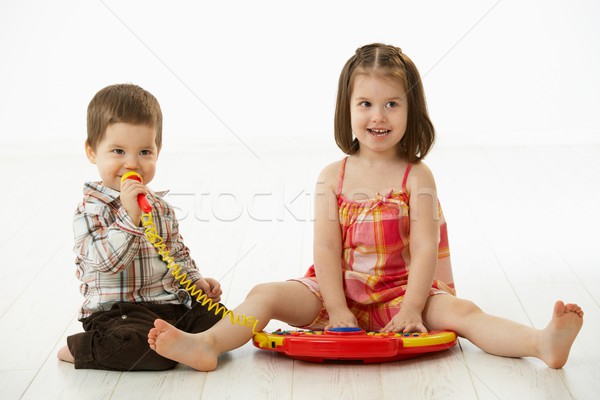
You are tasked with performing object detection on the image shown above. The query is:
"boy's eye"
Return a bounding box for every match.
[140,150,152,156]
[112,149,125,155]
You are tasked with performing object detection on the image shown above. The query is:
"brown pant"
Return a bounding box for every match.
[67,301,224,371]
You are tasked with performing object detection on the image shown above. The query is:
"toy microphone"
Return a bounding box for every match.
[120,171,152,213]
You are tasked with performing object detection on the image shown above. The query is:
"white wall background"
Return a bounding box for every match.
[1,0,599,154]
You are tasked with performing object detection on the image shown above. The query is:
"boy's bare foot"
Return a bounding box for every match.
[57,345,74,363]
[148,319,219,371]
[538,300,583,368]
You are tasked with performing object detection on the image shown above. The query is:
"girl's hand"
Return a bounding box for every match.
[193,278,222,302]
[381,306,428,333]
[120,178,147,224]
[325,306,358,329]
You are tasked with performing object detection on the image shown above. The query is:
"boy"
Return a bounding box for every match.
[57,84,223,370]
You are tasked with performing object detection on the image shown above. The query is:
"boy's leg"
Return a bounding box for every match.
[66,303,179,371]
[148,281,323,371]
[422,294,583,368]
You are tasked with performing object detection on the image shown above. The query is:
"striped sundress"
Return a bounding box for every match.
[294,157,455,331]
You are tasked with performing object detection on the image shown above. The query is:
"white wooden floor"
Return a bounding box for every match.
[1,137,598,400]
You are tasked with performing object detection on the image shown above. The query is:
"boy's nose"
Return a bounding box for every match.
[124,155,139,168]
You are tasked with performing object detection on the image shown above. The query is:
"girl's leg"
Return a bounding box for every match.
[422,295,583,368]
[147,281,322,371]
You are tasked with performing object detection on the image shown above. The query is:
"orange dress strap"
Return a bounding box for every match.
[337,157,348,196]
[402,163,412,193]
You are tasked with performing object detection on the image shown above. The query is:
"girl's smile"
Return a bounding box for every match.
[367,128,391,138]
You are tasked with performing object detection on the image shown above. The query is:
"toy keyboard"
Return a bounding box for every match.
[252,327,457,363]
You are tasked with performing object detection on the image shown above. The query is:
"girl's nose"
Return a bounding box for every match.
[371,106,387,122]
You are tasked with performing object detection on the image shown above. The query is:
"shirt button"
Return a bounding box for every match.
[121,315,127,320]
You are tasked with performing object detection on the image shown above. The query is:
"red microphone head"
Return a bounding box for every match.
[121,171,143,184]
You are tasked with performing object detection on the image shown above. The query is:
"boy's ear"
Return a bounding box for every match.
[85,142,97,164]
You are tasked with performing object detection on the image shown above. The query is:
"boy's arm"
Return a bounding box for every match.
[74,202,143,274]
[162,205,203,283]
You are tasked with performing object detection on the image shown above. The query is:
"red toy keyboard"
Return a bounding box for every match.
[252,327,457,363]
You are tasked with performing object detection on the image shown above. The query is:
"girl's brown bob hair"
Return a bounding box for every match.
[334,43,434,162]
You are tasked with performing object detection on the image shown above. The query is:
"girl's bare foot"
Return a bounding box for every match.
[57,345,74,363]
[538,300,584,368]
[148,319,219,371]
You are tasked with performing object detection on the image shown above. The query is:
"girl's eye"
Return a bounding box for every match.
[112,149,125,155]
[359,101,371,107]
[386,101,397,108]
[140,150,152,156]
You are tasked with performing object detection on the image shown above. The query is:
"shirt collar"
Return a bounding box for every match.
[83,181,169,204]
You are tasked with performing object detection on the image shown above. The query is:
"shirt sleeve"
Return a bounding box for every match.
[162,203,203,283]
[73,202,144,274]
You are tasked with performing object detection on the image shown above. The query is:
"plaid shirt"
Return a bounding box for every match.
[73,181,201,320]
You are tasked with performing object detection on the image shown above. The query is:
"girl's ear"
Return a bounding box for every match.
[85,142,97,164]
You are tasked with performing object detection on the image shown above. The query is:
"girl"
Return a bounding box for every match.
[147,43,583,371]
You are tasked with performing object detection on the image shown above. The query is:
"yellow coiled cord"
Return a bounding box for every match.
[141,212,260,334]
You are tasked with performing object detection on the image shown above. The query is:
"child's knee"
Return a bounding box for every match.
[453,298,482,319]
[246,282,278,303]
[246,282,300,311]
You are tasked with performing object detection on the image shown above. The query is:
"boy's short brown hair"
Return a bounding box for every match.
[334,43,435,163]
[86,84,163,151]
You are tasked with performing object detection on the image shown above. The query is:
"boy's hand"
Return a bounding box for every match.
[120,177,147,224]
[380,305,428,333]
[193,278,222,303]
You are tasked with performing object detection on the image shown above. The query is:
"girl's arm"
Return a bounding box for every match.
[312,162,357,327]
[382,162,439,333]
